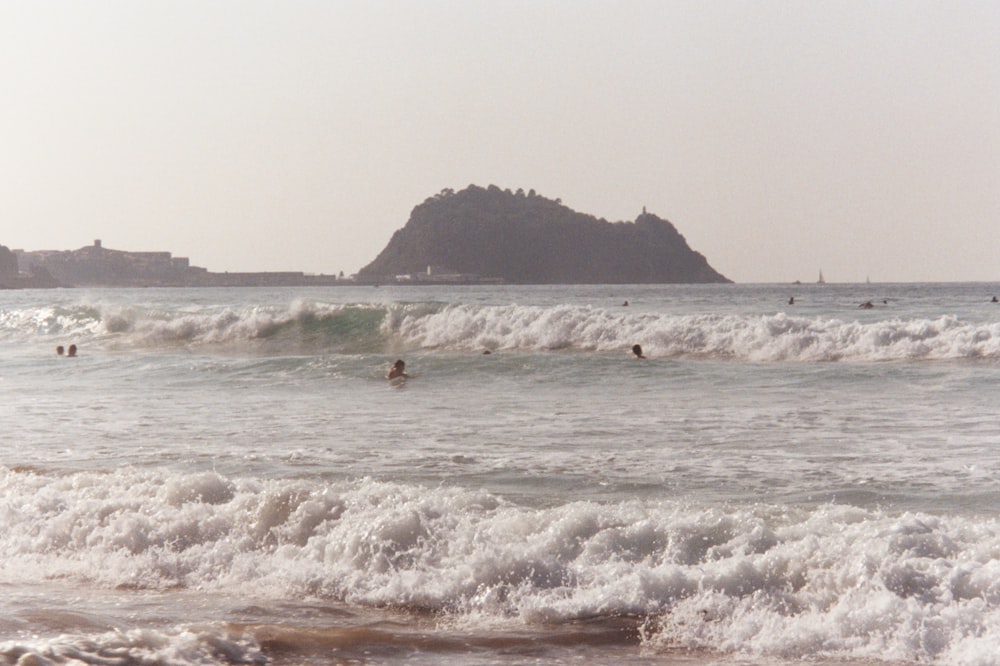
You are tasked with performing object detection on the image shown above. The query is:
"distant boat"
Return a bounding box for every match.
[817,270,826,284]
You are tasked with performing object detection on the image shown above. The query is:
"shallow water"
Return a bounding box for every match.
[2,283,1000,665]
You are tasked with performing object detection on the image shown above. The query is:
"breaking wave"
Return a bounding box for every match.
[2,299,999,361]
[1,466,999,663]
[394,304,1000,361]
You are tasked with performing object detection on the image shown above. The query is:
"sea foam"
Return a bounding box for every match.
[0,626,265,666]
[391,304,1000,361]
[2,467,999,663]
[4,300,998,362]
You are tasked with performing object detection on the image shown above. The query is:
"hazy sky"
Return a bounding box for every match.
[2,1,998,283]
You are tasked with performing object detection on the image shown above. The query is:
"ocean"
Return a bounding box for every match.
[1,282,999,665]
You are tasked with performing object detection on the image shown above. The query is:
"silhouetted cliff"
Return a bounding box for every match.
[358,185,731,284]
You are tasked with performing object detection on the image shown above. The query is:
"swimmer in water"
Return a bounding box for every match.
[387,359,408,380]
[631,344,645,359]
[56,345,64,356]
[67,344,77,357]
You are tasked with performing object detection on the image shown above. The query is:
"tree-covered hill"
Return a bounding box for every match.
[358,185,731,284]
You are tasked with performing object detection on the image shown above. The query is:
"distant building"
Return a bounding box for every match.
[0,245,18,286]
[6,240,344,288]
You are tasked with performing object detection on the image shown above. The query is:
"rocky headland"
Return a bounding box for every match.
[358,185,730,284]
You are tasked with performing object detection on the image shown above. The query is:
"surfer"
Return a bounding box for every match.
[788,297,795,305]
[387,359,408,380]
[631,344,645,359]
[67,344,78,357]
[56,345,64,356]
[993,296,998,303]
[859,301,874,309]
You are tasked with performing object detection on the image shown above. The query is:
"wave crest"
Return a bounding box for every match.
[389,305,1000,361]
[3,299,998,361]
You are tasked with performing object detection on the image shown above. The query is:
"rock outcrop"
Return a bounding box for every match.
[358,185,730,284]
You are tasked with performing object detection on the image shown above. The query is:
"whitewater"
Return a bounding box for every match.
[1,282,999,665]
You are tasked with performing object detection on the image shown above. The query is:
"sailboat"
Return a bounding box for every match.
[817,270,826,284]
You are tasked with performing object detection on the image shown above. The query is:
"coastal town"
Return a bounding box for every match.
[0,239,346,289]
[0,239,497,289]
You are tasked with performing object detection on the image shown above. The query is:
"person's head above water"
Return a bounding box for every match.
[387,359,408,379]
[56,345,64,356]
[67,344,77,357]
[631,344,645,359]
